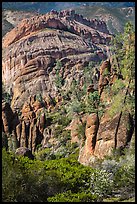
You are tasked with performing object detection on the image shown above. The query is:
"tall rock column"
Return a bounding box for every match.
[2,102,14,136]
[20,121,27,147]
[78,113,99,165]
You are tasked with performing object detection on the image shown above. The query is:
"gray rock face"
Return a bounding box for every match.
[15,147,34,159]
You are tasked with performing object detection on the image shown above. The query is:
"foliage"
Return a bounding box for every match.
[2,148,95,201]
[85,91,100,114]
[109,22,135,118]
[111,78,125,95]
[108,92,124,117]
[99,141,135,200]
[66,99,84,117]
[35,148,55,161]
[77,121,86,141]
[36,93,43,102]
[90,169,114,200]
[55,71,64,89]
[48,190,98,202]
[2,82,12,104]
[54,60,64,89]
[2,132,8,149]
[2,149,44,202]
[55,60,62,71]
[2,21,135,203]
[2,142,135,202]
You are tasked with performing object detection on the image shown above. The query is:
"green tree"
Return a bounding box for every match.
[109,22,135,117]
[56,60,62,71]
[109,22,135,149]
[2,82,12,104]
[55,70,63,89]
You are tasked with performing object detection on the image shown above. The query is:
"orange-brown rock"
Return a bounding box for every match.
[66,117,81,144]
[20,121,27,147]
[93,111,134,159]
[36,108,46,134]
[28,118,35,151]
[66,114,88,144]
[98,59,111,95]
[16,123,22,143]
[87,84,95,93]
[2,10,111,48]
[2,102,14,136]
[2,10,112,110]
[32,100,43,112]
[78,113,99,165]
[31,124,38,152]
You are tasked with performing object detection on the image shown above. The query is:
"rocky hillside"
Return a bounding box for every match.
[2,9,135,166]
[2,3,135,36]
[2,10,36,37]
[2,2,135,13]
[74,6,135,34]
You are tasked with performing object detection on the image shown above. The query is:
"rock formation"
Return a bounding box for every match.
[2,57,134,162]
[78,113,99,164]
[15,147,34,159]
[2,9,134,164]
[2,9,112,110]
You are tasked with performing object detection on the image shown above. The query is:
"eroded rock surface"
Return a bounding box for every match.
[2,9,112,110]
[2,9,134,164]
[78,113,99,165]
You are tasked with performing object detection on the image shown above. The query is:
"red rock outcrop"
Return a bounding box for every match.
[78,113,99,165]
[2,9,112,110]
[3,9,111,48]
[66,114,88,145]
[2,10,134,163]
[93,111,134,159]
[98,59,111,95]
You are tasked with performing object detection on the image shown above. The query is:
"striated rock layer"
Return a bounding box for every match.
[2,9,112,110]
[2,9,134,164]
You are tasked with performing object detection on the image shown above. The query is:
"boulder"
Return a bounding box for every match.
[94,111,134,159]
[15,147,34,159]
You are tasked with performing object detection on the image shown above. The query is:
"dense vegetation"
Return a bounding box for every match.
[2,22,135,202]
[2,137,135,202]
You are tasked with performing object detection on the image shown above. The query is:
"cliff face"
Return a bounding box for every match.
[2,9,134,164]
[2,9,112,110]
[2,58,134,163]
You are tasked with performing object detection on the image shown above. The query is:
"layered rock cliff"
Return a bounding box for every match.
[2,9,112,111]
[2,9,134,164]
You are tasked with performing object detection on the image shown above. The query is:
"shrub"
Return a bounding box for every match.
[47,190,98,202]
[90,169,114,200]
[36,93,43,102]
[77,122,86,141]
[2,132,8,149]
[35,148,55,161]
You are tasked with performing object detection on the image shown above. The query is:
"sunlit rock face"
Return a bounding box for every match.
[2,9,112,110]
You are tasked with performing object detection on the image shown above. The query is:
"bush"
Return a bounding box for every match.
[47,190,98,202]
[2,132,8,149]
[90,169,114,200]
[99,144,135,200]
[35,148,56,161]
